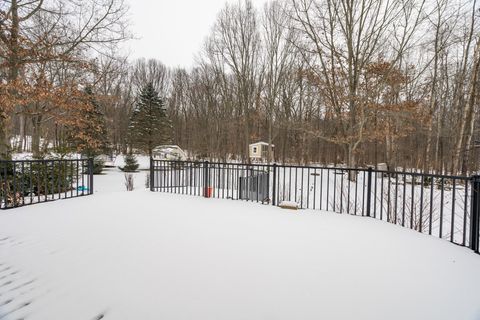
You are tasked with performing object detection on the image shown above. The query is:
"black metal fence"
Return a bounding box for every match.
[150,159,480,254]
[0,158,94,210]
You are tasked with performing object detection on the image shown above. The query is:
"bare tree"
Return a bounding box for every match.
[289,0,425,169]
[206,0,261,160]
[261,0,296,162]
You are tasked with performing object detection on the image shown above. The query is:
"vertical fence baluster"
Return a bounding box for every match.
[451,179,456,243]
[440,178,445,238]
[51,161,55,198]
[380,174,384,220]
[353,172,358,215]
[347,171,351,214]
[272,164,277,206]
[204,161,209,198]
[189,162,192,195]
[333,169,337,213]
[313,168,317,210]
[307,168,310,209]
[366,168,372,218]
[373,171,377,218]
[55,161,60,199]
[69,161,73,199]
[12,161,17,207]
[463,179,468,246]
[429,178,434,235]
[301,168,304,209]
[470,176,480,253]
[402,173,406,226]
[394,173,399,224]
[29,161,33,203]
[320,168,323,211]
[294,167,298,203]
[288,167,292,202]
[81,160,85,196]
[256,165,259,203]
[410,174,415,229]
[1,161,4,209]
[89,158,94,195]
[150,158,154,191]
[419,175,424,233]
[21,161,25,205]
[327,169,330,212]
[340,170,344,214]
[222,163,225,199]
[372,171,377,219]
[45,160,49,201]
[360,171,365,216]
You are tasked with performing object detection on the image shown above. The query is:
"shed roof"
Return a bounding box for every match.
[250,141,274,147]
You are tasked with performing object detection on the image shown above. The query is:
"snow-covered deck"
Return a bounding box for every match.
[0,169,479,319]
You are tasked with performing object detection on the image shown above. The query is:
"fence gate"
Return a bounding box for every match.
[239,172,269,202]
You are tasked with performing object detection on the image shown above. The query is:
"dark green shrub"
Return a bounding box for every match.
[28,161,78,195]
[119,154,139,172]
[93,158,105,175]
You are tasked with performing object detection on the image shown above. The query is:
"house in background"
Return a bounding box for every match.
[249,141,274,162]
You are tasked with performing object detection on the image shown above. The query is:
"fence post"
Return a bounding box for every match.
[88,158,94,195]
[149,158,154,192]
[272,163,277,206]
[366,167,373,217]
[470,175,480,253]
[203,160,210,197]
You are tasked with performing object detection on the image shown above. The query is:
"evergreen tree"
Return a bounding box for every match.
[128,83,170,157]
[119,153,139,172]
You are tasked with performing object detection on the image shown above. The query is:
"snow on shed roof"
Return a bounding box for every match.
[250,141,274,147]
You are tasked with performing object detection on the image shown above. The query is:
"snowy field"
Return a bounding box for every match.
[0,168,479,320]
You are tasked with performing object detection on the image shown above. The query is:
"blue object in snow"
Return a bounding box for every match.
[77,186,89,192]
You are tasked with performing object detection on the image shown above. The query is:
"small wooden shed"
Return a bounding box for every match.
[249,141,274,161]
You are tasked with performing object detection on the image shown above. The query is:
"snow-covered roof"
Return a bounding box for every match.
[250,141,274,147]
[153,145,182,151]
[152,145,187,160]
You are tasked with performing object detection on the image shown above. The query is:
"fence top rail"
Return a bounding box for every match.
[151,159,471,181]
[0,158,91,163]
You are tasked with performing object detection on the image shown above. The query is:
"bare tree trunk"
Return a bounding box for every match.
[0,0,20,159]
[268,118,273,162]
[462,101,477,175]
[32,115,42,158]
[453,39,480,174]
[17,113,25,153]
[0,118,9,159]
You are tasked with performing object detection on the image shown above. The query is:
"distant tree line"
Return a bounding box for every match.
[1,0,480,175]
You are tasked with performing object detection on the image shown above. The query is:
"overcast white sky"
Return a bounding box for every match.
[123,0,267,68]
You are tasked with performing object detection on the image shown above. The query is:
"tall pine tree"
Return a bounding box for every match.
[128,83,170,157]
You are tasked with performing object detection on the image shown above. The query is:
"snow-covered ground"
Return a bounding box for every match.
[153,163,473,245]
[0,168,479,320]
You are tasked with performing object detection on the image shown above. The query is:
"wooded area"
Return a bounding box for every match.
[1,0,480,174]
